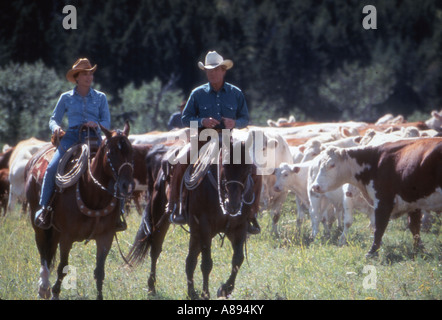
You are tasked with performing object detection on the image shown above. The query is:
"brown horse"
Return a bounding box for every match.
[128,139,261,299]
[25,122,134,300]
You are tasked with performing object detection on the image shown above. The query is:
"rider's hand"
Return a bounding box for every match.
[222,117,236,129]
[54,127,65,136]
[85,121,98,128]
[202,117,220,128]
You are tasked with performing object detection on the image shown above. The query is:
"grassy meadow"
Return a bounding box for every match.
[0,194,440,300]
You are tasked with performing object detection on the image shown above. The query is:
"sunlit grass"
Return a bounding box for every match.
[0,194,440,300]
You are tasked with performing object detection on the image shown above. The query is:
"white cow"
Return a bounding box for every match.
[129,127,190,145]
[299,136,362,163]
[275,133,373,241]
[274,161,338,237]
[425,110,442,131]
[274,162,311,228]
[242,128,294,235]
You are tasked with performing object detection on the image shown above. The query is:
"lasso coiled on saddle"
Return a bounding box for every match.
[55,144,89,189]
[176,139,219,216]
[183,139,219,190]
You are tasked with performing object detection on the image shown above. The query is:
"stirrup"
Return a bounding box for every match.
[170,212,186,225]
[168,203,187,225]
[34,206,52,230]
[115,219,127,232]
[247,219,261,235]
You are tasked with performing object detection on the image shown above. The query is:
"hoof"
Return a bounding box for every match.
[217,284,233,299]
[365,250,379,259]
[38,285,51,300]
[201,292,210,300]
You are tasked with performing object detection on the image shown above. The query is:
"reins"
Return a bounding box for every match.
[216,147,255,217]
[180,140,254,218]
[86,127,134,199]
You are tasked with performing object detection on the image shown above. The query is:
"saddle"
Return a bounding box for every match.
[30,145,55,186]
[31,141,95,190]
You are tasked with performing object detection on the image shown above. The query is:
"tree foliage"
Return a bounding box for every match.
[0,61,70,144]
[0,0,441,144]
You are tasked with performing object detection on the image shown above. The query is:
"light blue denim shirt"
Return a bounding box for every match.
[181,82,249,129]
[49,87,111,133]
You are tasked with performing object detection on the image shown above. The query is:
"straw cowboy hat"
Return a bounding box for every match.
[66,58,97,83]
[198,51,233,70]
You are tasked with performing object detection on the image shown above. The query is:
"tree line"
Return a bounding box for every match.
[0,0,440,144]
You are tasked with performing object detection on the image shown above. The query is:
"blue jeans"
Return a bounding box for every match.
[39,129,101,207]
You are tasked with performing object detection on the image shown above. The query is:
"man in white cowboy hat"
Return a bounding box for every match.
[169,51,260,234]
[181,51,248,129]
[34,58,120,230]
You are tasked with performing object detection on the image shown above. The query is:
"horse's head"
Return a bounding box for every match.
[220,140,254,216]
[100,121,135,198]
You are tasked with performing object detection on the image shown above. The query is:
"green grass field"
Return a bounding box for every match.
[0,194,440,300]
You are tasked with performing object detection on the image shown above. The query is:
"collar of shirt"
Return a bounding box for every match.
[203,82,230,94]
[68,86,93,98]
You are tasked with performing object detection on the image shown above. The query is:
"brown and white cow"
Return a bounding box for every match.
[0,168,9,215]
[310,138,442,257]
[8,138,48,213]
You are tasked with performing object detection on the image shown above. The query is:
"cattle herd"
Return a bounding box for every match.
[1,109,441,259]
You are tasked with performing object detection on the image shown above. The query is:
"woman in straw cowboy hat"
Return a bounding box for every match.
[34,58,115,230]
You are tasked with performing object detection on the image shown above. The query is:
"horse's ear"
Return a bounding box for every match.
[123,120,130,136]
[100,124,113,140]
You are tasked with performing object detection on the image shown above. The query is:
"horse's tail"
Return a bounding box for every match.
[127,145,170,266]
[126,205,153,266]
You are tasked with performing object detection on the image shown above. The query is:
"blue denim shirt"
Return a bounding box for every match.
[181,82,249,129]
[49,87,111,133]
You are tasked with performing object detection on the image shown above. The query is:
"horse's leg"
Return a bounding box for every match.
[95,234,113,300]
[200,233,213,300]
[52,239,72,300]
[218,231,246,299]
[35,228,59,299]
[148,220,170,295]
[186,233,201,300]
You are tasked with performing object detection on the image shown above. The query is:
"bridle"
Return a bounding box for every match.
[88,130,134,199]
[216,148,255,217]
[181,139,255,217]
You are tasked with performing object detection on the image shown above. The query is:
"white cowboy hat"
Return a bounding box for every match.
[198,51,233,70]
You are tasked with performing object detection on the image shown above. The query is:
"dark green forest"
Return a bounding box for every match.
[0,0,441,144]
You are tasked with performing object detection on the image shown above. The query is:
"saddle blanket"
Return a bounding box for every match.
[31,147,55,185]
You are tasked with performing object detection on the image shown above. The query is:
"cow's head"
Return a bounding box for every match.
[425,110,442,130]
[310,146,348,194]
[274,162,300,193]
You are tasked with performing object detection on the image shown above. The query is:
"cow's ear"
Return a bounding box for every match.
[326,146,338,157]
[336,148,348,160]
[292,166,301,174]
[326,146,347,160]
[340,127,351,137]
